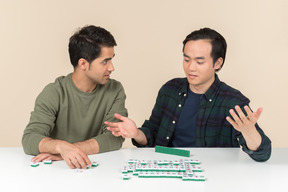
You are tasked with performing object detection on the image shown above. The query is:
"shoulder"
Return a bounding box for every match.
[42,75,68,93]
[154,78,187,102]
[160,78,187,92]
[217,81,250,106]
[36,75,70,102]
[163,77,187,87]
[97,79,126,98]
[106,79,124,88]
[102,79,124,91]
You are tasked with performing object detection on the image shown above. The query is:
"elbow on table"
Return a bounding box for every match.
[250,146,272,162]
[97,136,124,153]
[21,134,40,156]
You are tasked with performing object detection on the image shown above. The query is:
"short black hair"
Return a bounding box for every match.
[68,25,117,68]
[183,28,227,71]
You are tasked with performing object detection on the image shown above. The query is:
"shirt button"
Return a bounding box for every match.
[172,121,176,124]
[166,137,170,140]
[209,99,212,102]
[178,104,182,107]
[184,94,187,97]
[179,93,181,95]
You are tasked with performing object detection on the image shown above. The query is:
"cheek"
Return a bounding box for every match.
[183,63,189,72]
[199,64,212,71]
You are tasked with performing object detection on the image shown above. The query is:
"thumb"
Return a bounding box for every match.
[254,107,263,119]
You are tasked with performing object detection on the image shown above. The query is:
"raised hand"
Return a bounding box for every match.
[226,105,263,151]
[105,113,139,138]
[226,105,262,133]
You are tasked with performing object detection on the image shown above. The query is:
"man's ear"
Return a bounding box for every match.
[77,58,89,71]
[214,57,223,70]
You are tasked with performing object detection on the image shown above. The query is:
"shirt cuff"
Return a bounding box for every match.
[93,132,124,153]
[238,133,272,162]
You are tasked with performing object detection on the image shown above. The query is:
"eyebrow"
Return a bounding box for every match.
[183,53,190,59]
[195,56,205,60]
[183,53,205,60]
[103,54,115,62]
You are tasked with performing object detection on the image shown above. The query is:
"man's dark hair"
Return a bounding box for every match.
[183,28,227,71]
[69,25,117,68]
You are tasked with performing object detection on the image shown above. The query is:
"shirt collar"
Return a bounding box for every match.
[203,74,222,102]
[181,74,222,102]
[180,79,189,94]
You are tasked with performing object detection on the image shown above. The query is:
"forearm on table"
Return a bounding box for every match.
[38,137,67,154]
[39,137,100,156]
[73,139,99,155]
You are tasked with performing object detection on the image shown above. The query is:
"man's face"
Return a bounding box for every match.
[183,40,221,93]
[86,46,115,85]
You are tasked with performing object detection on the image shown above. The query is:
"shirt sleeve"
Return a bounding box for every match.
[237,123,272,162]
[93,82,128,153]
[132,87,164,147]
[22,85,59,155]
[234,105,272,162]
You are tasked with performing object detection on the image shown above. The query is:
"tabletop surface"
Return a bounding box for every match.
[0,147,287,192]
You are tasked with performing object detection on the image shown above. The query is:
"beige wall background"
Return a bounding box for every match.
[0,0,287,148]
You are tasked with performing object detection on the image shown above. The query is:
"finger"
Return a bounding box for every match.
[79,153,91,168]
[75,155,87,169]
[244,105,253,116]
[119,130,127,138]
[234,105,248,123]
[70,157,81,169]
[244,106,262,122]
[41,154,55,161]
[254,107,263,120]
[31,155,40,162]
[114,113,127,121]
[244,106,255,121]
[111,131,122,137]
[43,154,60,161]
[226,116,238,129]
[229,108,242,125]
[105,121,120,128]
[41,156,52,162]
[64,157,76,169]
[107,126,121,133]
[32,153,49,162]
[121,133,130,138]
[51,154,63,161]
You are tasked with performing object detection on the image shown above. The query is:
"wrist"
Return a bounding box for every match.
[241,126,258,138]
[133,129,140,139]
[55,140,68,154]
[241,126,262,151]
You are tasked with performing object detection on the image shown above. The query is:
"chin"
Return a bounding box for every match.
[101,80,109,85]
[187,78,197,84]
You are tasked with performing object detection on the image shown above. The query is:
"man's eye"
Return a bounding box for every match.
[103,60,108,64]
[197,62,204,64]
[184,59,190,63]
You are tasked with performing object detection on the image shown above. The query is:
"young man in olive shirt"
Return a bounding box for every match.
[22,25,127,169]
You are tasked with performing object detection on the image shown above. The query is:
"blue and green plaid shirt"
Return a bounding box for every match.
[133,75,271,162]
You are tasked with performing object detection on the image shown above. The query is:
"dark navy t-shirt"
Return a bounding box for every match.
[171,88,202,147]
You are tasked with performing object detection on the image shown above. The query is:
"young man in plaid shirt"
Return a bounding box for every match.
[105,28,271,162]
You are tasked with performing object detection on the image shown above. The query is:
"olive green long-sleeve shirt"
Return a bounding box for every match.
[22,73,127,155]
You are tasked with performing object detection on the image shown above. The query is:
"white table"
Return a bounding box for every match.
[0,147,287,192]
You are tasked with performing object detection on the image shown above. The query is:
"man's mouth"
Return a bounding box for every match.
[188,74,197,79]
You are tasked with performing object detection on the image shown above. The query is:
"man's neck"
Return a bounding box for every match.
[72,72,97,93]
[189,75,215,94]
